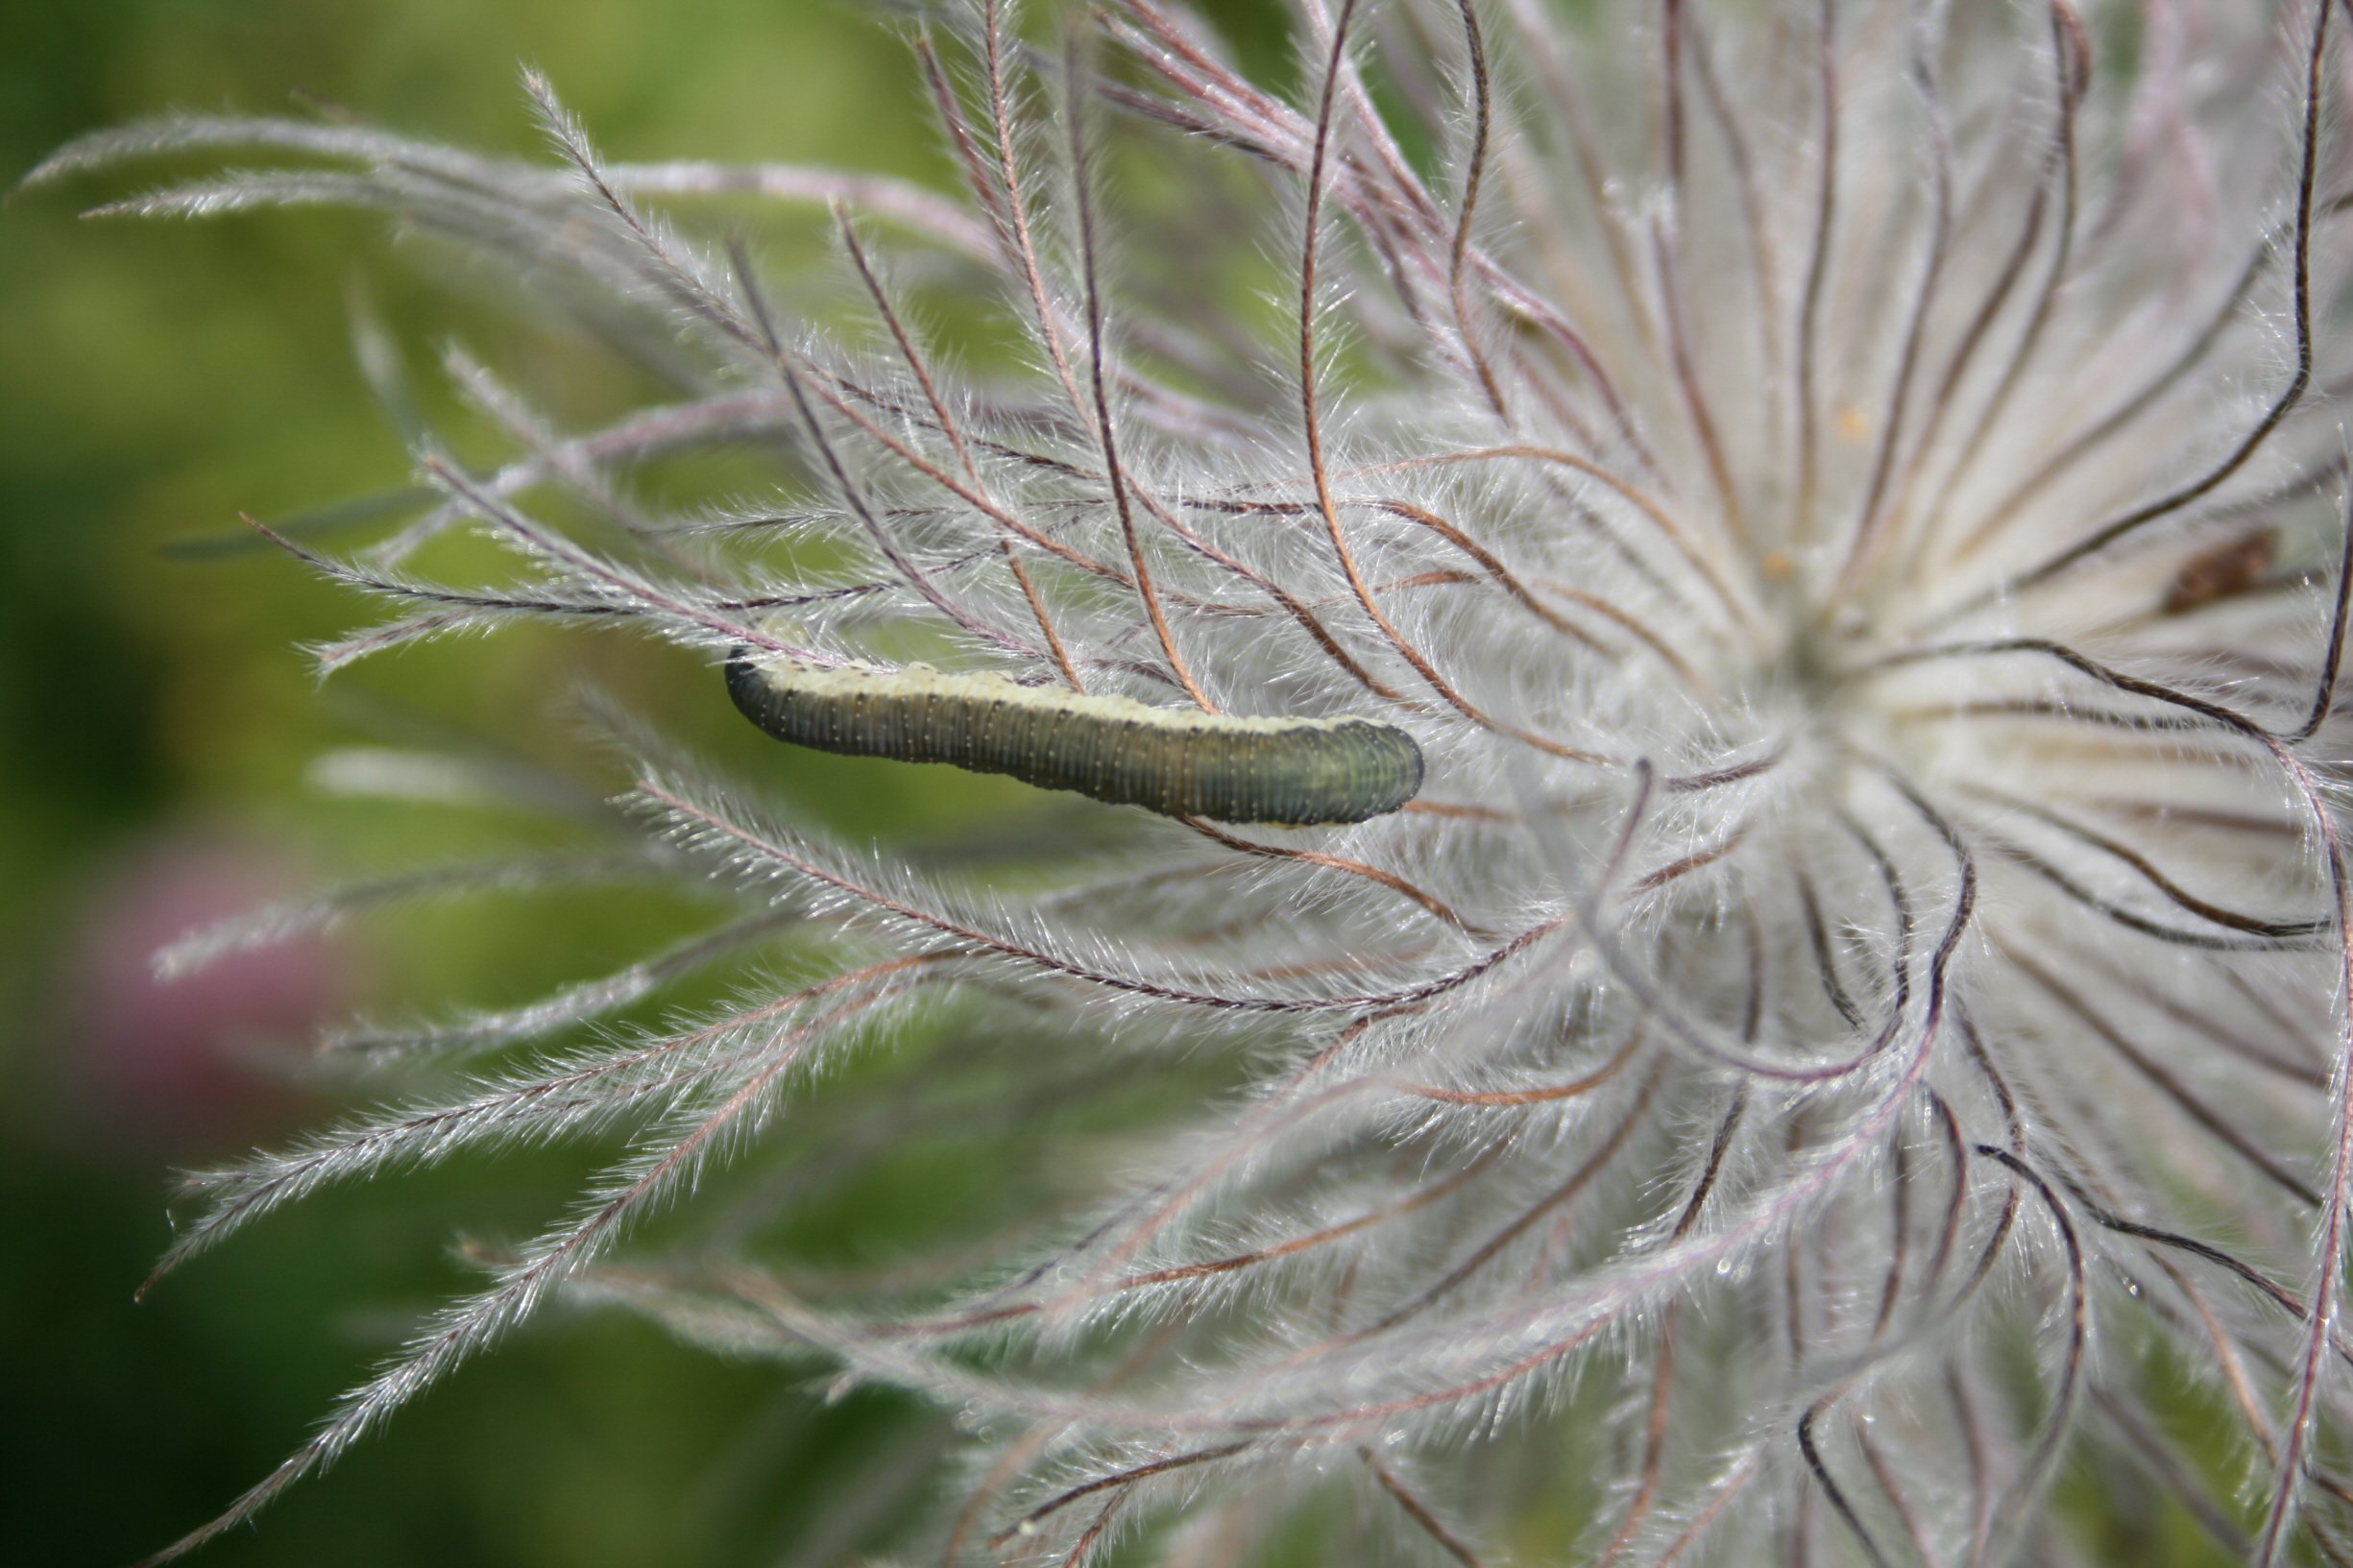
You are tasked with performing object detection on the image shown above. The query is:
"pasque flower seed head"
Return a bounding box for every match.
[34,0,2353,1561]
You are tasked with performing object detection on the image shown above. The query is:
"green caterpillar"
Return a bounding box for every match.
[725,653,1423,825]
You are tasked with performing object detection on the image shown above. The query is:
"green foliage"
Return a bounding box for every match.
[0,4,1000,1563]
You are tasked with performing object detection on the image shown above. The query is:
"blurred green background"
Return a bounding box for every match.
[0,3,1294,1564]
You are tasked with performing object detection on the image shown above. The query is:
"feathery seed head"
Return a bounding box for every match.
[36,0,2353,1561]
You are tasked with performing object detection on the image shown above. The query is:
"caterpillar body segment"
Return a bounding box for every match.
[724,653,1424,825]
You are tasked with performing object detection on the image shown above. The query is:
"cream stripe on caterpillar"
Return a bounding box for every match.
[724,652,1424,825]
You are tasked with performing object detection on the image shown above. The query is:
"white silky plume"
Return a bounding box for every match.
[35,0,2353,1562]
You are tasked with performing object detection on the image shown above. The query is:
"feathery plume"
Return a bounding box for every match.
[33,0,2353,1560]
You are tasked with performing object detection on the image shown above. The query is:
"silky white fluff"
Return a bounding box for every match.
[34,0,2353,1562]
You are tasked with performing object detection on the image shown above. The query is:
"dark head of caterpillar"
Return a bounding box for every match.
[724,652,1423,826]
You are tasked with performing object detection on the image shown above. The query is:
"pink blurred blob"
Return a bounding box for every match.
[56,835,351,1159]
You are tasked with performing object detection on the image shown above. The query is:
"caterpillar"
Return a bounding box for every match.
[724,652,1424,825]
